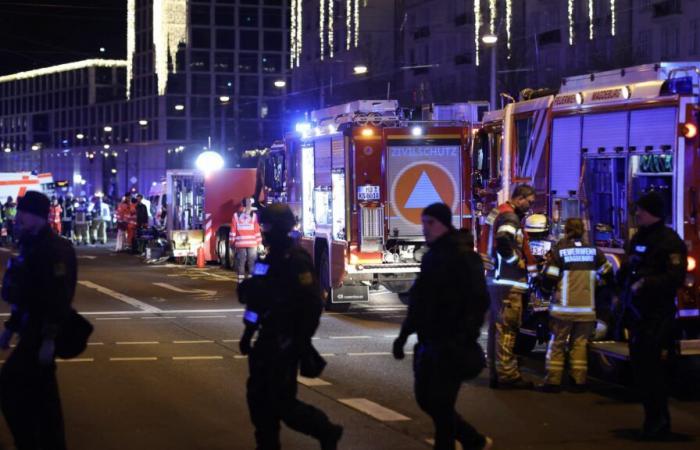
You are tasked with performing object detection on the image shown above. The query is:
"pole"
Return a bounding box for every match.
[220,105,226,152]
[490,43,497,111]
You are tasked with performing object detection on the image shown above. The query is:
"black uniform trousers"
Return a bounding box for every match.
[414,343,485,450]
[0,333,66,450]
[628,315,673,433]
[246,350,334,450]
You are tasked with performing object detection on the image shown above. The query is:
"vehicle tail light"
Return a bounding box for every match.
[688,256,696,272]
[681,122,697,139]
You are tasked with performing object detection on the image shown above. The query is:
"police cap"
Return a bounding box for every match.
[258,203,296,233]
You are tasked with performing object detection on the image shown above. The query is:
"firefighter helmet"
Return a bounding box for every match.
[258,203,296,233]
[524,214,549,234]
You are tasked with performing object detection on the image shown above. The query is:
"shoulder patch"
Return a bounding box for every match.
[298,272,313,286]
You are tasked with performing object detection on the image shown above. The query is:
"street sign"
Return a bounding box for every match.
[390,161,457,227]
[357,185,380,201]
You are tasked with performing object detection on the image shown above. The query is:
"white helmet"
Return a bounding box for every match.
[525,214,549,234]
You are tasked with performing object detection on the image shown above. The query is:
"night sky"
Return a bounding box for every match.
[0,0,126,76]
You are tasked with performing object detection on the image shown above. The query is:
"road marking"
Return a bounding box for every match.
[338,398,410,422]
[142,316,176,320]
[320,353,336,357]
[78,281,162,313]
[347,352,392,356]
[57,358,94,363]
[77,255,97,260]
[96,317,131,321]
[87,342,104,346]
[0,308,246,318]
[233,355,248,359]
[173,356,224,361]
[222,339,240,343]
[329,336,372,340]
[152,282,217,297]
[185,315,227,319]
[116,341,159,345]
[383,335,398,338]
[173,340,215,344]
[297,376,331,387]
[110,357,158,362]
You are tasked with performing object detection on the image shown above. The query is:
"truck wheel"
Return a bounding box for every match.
[217,239,230,269]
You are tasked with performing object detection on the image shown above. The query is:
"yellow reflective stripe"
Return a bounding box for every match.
[493,278,529,290]
[545,266,560,277]
[497,224,517,236]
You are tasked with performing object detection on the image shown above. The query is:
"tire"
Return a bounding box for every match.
[217,238,230,269]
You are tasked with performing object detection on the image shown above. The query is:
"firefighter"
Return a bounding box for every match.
[230,197,262,283]
[60,195,75,242]
[0,191,76,450]
[535,218,612,393]
[480,184,537,389]
[238,203,343,450]
[73,198,91,246]
[48,197,62,235]
[393,203,493,450]
[618,191,686,440]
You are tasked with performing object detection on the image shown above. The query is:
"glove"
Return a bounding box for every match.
[392,336,406,360]
[38,338,55,366]
[0,329,13,350]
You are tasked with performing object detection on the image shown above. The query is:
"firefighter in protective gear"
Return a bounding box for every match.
[618,191,686,440]
[480,184,537,389]
[535,218,612,393]
[230,197,262,283]
[73,198,91,245]
[48,197,62,235]
[238,203,343,450]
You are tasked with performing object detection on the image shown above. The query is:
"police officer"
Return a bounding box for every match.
[479,184,537,389]
[394,203,492,450]
[618,191,686,440]
[0,191,76,450]
[238,203,343,450]
[535,218,612,393]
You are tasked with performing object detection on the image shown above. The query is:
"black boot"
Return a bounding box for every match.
[320,424,343,450]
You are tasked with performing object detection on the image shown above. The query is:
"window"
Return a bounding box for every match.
[661,26,680,58]
[167,73,186,94]
[240,30,259,50]
[192,28,211,48]
[191,74,211,95]
[214,53,236,72]
[238,53,258,73]
[514,116,535,181]
[263,8,282,28]
[215,75,235,95]
[190,51,210,71]
[239,8,258,27]
[215,7,235,26]
[240,76,259,95]
[167,119,186,140]
[240,100,258,118]
[636,30,651,59]
[191,97,210,118]
[263,78,283,96]
[190,5,210,25]
[191,119,212,140]
[262,54,281,73]
[691,19,700,55]
[263,31,282,51]
[216,29,236,49]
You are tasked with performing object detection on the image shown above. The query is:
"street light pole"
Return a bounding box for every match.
[482,33,499,111]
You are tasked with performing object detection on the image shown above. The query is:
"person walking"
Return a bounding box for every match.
[238,203,343,450]
[535,218,612,393]
[393,203,492,450]
[48,197,62,235]
[478,184,537,389]
[618,191,686,440]
[230,197,262,283]
[0,191,76,450]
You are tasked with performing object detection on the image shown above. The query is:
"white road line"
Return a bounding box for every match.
[141,316,176,320]
[329,336,372,340]
[78,281,162,313]
[109,357,158,362]
[116,341,159,345]
[152,282,217,297]
[338,398,410,422]
[0,247,11,253]
[320,353,336,357]
[172,356,224,361]
[383,335,398,338]
[87,342,104,346]
[347,352,392,356]
[185,315,227,319]
[96,317,131,321]
[77,255,97,260]
[79,308,245,316]
[57,358,94,363]
[233,355,248,359]
[297,376,331,387]
[173,340,215,344]
[221,339,240,343]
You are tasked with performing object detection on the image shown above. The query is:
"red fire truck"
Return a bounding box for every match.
[260,100,480,306]
[474,62,700,359]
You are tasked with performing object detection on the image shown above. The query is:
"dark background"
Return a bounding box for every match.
[0,0,126,75]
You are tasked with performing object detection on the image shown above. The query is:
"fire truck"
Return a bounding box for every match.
[474,62,700,360]
[260,100,480,306]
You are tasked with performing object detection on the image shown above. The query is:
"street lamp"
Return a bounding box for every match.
[103,126,113,132]
[219,96,231,103]
[218,96,231,152]
[196,150,225,174]
[482,33,498,111]
[76,133,85,140]
[353,65,368,75]
[174,104,185,111]
[274,80,287,88]
[138,120,148,126]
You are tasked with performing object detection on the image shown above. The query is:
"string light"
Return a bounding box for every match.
[328,0,334,58]
[346,0,352,50]
[474,0,481,66]
[0,60,126,84]
[489,0,496,35]
[127,0,135,99]
[296,0,303,67]
[320,0,325,60]
[152,0,188,95]
[290,0,297,67]
[589,0,594,40]
[506,0,512,58]
[354,0,360,47]
[610,0,616,36]
[568,0,575,45]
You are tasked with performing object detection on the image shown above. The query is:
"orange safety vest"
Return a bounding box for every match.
[49,205,62,224]
[229,210,262,249]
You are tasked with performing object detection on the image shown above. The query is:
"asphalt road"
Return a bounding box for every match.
[0,244,698,449]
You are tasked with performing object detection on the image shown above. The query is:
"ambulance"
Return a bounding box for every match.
[0,172,54,201]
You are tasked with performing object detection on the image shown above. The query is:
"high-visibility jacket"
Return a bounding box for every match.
[541,238,612,321]
[116,202,130,223]
[49,205,62,224]
[127,204,137,226]
[478,202,536,291]
[229,210,262,249]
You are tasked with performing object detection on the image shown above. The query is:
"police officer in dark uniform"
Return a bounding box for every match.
[393,203,493,450]
[619,191,686,440]
[0,191,77,450]
[238,203,343,450]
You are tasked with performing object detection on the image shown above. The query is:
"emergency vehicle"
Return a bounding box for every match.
[0,172,54,201]
[259,100,482,306]
[474,62,700,359]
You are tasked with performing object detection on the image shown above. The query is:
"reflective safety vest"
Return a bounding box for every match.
[49,205,62,224]
[229,210,262,249]
[542,238,612,321]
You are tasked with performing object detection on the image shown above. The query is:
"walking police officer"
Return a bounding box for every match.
[618,191,686,440]
[394,203,492,450]
[0,191,77,450]
[238,203,342,450]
